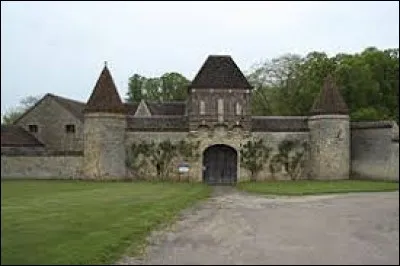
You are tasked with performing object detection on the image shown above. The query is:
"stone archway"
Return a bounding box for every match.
[202,144,238,185]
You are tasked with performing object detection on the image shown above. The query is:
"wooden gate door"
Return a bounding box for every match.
[203,145,237,185]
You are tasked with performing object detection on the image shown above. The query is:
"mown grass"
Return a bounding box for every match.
[1,180,212,265]
[237,179,399,196]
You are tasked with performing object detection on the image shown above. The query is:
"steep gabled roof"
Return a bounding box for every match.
[84,64,125,113]
[1,125,44,147]
[13,93,86,125]
[310,74,349,115]
[190,55,252,89]
[134,100,152,117]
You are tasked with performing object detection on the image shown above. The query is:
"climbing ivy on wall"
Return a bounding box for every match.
[240,139,272,181]
[149,140,177,180]
[126,139,200,181]
[125,142,153,180]
[269,140,309,180]
[240,138,309,181]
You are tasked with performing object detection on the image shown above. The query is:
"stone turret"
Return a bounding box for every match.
[83,62,126,179]
[308,74,350,180]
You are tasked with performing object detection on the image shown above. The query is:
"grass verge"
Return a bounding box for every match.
[237,179,399,196]
[1,180,211,265]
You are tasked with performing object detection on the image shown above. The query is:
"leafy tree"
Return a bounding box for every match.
[2,95,42,125]
[247,47,399,123]
[126,74,146,102]
[126,72,189,102]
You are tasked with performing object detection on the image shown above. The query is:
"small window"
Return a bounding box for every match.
[65,124,75,133]
[217,98,224,122]
[199,101,205,115]
[28,124,38,133]
[236,102,242,116]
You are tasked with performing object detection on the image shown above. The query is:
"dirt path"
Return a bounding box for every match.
[117,187,399,265]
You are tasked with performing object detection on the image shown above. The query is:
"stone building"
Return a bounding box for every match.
[1,55,399,183]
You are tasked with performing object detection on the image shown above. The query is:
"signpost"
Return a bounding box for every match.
[178,162,190,181]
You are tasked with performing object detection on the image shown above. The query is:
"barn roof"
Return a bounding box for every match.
[1,125,44,147]
[126,116,188,131]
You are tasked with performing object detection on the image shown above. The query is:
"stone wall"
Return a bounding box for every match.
[83,113,126,179]
[125,131,189,180]
[15,96,84,152]
[308,115,350,180]
[125,128,310,182]
[250,131,310,181]
[351,122,399,181]
[125,131,188,145]
[1,154,83,179]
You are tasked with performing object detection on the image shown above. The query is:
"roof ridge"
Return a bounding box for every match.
[49,93,86,105]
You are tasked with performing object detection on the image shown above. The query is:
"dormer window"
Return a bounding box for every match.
[65,124,75,133]
[28,124,38,133]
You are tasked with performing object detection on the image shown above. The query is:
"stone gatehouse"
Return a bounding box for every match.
[1,55,399,183]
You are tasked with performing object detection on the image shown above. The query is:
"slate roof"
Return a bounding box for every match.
[251,116,309,132]
[1,125,44,147]
[50,94,86,121]
[124,101,186,116]
[126,116,188,131]
[84,64,125,113]
[146,102,186,116]
[190,55,252,89]
[124,103,139,116]
[310,74,349,115]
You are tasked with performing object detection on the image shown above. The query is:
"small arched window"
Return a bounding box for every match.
[199,100,205,115]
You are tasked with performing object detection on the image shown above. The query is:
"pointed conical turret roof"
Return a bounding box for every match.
[310,74,349,115]
[190,55,252,89]
[84,62,125,113]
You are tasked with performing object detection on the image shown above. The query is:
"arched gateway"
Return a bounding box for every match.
[202,144,238,185]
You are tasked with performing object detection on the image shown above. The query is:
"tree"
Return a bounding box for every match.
[126,74,145,102]
[2,95,42,125]
[247,47,399,122]
[160,72,189,101]
[126,72,189,102]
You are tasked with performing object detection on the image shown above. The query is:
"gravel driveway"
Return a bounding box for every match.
[117,187,399,265]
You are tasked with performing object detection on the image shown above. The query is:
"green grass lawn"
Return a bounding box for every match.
[1,180,211,265]
[237,180,399,196]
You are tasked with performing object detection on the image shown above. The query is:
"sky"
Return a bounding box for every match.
[1,1,399,115]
